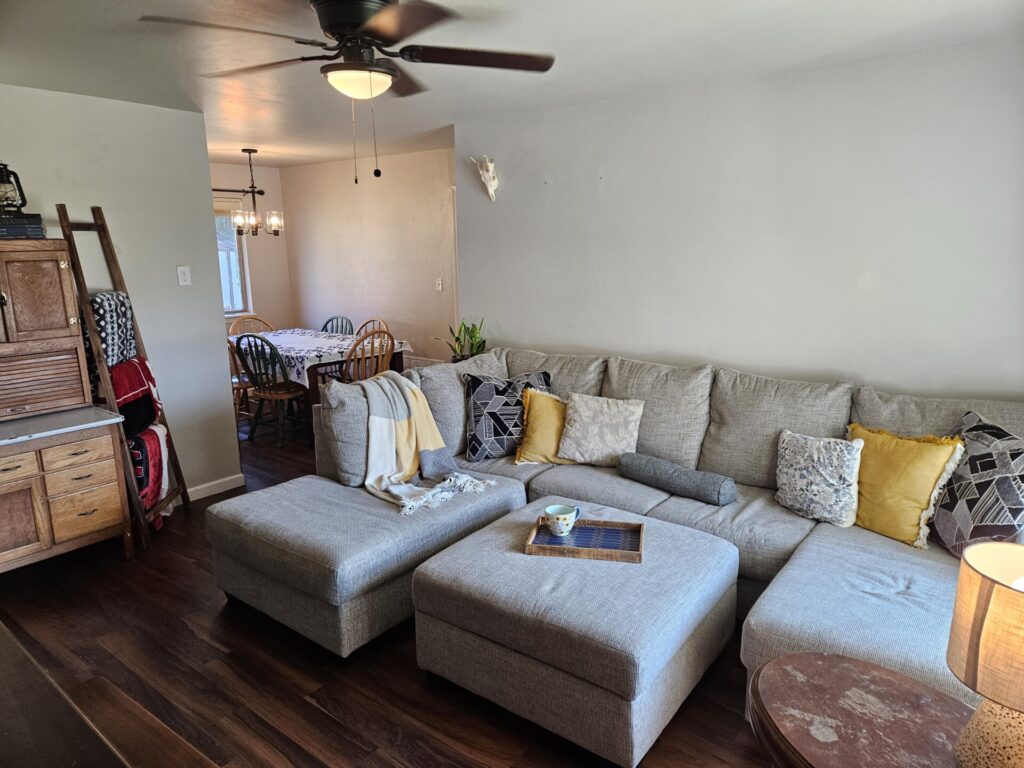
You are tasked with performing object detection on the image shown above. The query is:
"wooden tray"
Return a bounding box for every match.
[525,517,643,563]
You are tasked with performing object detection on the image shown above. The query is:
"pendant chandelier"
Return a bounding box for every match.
[212,148,283,237]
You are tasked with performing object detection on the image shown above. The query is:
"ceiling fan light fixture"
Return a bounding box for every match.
[321,62,396,99]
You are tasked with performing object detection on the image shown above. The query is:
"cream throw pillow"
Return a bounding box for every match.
[557,393,645,467]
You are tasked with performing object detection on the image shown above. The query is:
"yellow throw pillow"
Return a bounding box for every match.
[516,389,575,465]
[849,423,964,548]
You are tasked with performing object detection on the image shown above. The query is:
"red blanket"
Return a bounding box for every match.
[128,427,163,512]
[110,356,161,410]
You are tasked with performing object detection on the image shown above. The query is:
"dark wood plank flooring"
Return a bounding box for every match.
[0,429,767,768]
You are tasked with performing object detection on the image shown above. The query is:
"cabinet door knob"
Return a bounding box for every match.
[76,508,98,517]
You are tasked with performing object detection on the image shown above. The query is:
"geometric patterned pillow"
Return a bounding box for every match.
[464,372,551,462]
[933,411,1024,557]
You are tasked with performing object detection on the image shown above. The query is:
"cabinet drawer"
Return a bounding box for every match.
[45,459,117,498]
[0,451,39,482]
[41,436,115,472]
[48,483,123,543]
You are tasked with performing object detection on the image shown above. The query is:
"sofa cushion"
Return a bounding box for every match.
[503,348,607,399]
[318,381,368,487]
[647,484,815,581]
[741,523,976,705]
[206,474,525,606]
[464,371,550,461]
[601,357,714,469]
[413,498,738,701]
[852,386,1024,439]
[557,393,645,467]
[528,465,670,514]
[415,350,509,456]
[698,369,854,489]
[455,454,553,484]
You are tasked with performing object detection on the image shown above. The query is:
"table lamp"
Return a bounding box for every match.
[947,541,1024,768]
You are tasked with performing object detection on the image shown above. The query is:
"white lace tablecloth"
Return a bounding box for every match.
[229,328,411,388]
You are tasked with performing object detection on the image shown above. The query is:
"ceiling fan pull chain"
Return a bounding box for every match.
[350,98,359,185]
[369,72,382,178]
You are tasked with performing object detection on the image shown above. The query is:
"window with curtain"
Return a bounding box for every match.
[214,205,250,315]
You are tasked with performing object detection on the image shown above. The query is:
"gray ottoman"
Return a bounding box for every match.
[413,496,739,767]
[206,474,525,657]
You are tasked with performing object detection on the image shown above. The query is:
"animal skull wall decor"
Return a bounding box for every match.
[469,155,499,201]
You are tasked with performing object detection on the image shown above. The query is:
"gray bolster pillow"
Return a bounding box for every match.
[617,453,737,506]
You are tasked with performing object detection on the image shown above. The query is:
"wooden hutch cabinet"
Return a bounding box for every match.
[0,240,90,420]
[0,239,131,570]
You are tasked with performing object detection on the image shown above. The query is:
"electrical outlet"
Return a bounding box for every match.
[176,265,192,286]
[435,277,443,292]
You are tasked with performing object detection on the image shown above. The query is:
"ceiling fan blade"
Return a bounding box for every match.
[201,54,336,79]
[389,63,427,97]
[358,0,456,46]
[399,46,554,72]
[139,15,329,48]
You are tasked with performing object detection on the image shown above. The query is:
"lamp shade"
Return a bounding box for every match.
[321,62,395,99]
[947,541,1024,712]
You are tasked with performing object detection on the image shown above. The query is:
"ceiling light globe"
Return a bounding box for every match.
[326,69,393,99]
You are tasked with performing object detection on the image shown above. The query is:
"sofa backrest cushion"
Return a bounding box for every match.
[414,349,509,455]
[601,357,713,468]
[698,368,854,489]
[318,381,369,487]
[503,348,607,400]
[852,386,1024,439]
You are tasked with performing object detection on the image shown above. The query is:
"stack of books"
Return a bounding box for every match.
[0,213,46,239]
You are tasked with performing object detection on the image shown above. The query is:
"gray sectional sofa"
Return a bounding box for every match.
[208,346,1024,729]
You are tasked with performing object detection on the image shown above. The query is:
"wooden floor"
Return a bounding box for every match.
[0,427,768,768]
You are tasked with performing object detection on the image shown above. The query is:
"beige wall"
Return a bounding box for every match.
[455,35,1024,399]
[0,84,242,497]
[209,162,295,330]
[280,148,457,361]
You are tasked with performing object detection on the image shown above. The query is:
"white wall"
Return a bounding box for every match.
[0,84,242,496]
[456,36,1024,399]
[280,148,457,361]
[209,162,295,330]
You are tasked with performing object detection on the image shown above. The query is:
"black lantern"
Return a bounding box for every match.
[0,162,28,219]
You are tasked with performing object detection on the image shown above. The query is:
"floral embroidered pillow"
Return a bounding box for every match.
[775,429,864,526]
[557,393,645,467]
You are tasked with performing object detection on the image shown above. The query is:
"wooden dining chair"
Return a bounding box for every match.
[234,334,307,447]
[227,340,252,424]
[228,315,275,336]
[321,315,354,335]
[341,330,395,382]
[355,318,389,336]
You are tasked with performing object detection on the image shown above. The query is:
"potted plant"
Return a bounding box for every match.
[436,319,486,363]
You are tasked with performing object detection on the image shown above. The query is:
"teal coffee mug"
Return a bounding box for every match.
[544,504,580,537]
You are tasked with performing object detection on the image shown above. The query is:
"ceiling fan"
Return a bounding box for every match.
[141,0,555,99]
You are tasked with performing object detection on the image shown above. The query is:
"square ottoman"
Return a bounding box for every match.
[413,496,739,767]
[206,474,525,658]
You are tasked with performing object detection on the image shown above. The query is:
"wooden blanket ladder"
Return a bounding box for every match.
[56,204,191,549]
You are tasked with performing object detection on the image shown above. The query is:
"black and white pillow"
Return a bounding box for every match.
[464,372,551,461]
[933,412,1024,557]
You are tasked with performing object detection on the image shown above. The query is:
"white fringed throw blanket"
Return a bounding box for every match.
[358,371,494,514]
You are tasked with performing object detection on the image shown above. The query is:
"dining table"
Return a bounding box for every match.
[228,328,412,442]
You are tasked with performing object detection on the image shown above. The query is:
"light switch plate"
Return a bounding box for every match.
[177,265,192,286]
[435,277,443,292]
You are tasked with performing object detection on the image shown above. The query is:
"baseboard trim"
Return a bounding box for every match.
[186,473,246,501]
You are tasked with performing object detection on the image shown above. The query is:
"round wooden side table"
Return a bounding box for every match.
[749,652,974,768]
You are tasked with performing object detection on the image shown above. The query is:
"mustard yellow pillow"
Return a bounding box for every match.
[849,423,964,548]
[516,389,575,465]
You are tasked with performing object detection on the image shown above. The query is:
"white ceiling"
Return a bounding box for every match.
[2,0,1023,166]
